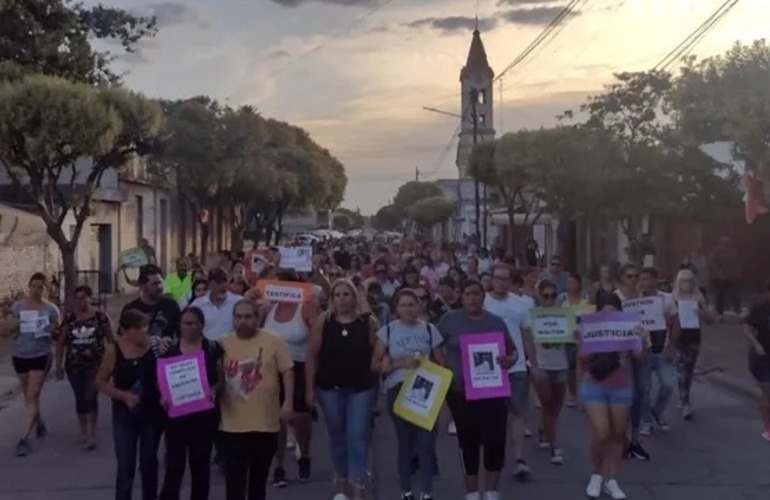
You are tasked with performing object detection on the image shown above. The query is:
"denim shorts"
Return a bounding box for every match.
[579,380,633,406]
[535,369,568,383]
[506,371,530,415]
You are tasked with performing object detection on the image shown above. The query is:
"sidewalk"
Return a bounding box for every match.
[0,294,135,405]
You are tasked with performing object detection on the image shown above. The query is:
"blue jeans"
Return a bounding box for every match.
[317,387,376,486]
[641,352,675,424]
[113,407,163,500]
[386,384,437,495]
[630,358,647,432]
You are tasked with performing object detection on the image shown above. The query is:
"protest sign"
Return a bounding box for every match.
[278,246,313,272]
[530,307,576,344]
[256,280,313,303]
[622,296,666,331]
[157,351,214,418]
[393,360,452,431]
[459,332,511,400]
[578,311,642,354]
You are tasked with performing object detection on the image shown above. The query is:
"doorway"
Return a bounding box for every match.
[96,224,113,293]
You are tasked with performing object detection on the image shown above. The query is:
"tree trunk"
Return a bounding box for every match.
[60,246,77,311]
[506,206,516,255]
[200,222,210,265]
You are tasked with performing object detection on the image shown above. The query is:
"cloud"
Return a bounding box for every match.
[498,6,581,26]
[149,2,209,28]
[404,16,499,35]
[269,0,376,7]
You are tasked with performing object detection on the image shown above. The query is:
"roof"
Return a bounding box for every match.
[460,28,494,81]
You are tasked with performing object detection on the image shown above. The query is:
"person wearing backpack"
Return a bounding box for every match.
[371,289,445,500]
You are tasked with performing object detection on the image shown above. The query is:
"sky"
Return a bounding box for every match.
[96,0,770,214]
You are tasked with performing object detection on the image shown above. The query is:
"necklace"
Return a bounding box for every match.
[341,328,349,337]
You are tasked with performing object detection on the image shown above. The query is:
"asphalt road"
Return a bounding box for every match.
[0,368,767,500]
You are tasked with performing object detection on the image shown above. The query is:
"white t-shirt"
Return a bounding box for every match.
[484,292,530,373]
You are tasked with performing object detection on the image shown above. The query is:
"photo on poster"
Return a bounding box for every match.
[401,368,441,416]
[409,375,435,402]
[473,351,495,373]
[466,342,502,389]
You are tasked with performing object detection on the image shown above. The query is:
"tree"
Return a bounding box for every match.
[669,40,770,176]
[333,208,365,231]
[0,0,157,84]
[409,196,455,230]
[0,75,162,300]
[392,181,444,219]
[373,205,402,232]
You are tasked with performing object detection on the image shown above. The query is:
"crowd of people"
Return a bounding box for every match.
[1,236,769,500]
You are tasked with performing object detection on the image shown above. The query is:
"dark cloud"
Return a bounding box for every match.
[269,0,376,7]
[149,2,209,28]
[404,16,499,35]
[498,6,581,26]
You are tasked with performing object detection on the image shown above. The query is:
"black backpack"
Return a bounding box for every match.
[587,352,620,381]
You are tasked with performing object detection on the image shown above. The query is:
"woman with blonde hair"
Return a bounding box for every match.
[671,268,716,420]
[306,279,378,500]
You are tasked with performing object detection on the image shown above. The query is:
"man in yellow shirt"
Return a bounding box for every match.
[219,299,294,500]
[163,257,192,302]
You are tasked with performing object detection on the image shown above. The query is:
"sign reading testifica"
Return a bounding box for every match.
[256,280,312,304]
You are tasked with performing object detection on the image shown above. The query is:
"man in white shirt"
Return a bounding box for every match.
[190,268,243,341]
[484,263,536,480]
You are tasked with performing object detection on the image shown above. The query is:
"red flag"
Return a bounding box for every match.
[742,171,768,223]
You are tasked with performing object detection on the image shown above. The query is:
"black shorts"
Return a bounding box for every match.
[12,354,51,374]
[280,362,312,414]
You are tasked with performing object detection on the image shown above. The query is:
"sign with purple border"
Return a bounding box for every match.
[459,332,511,400]
[157,351,214,418]
[578,311,642,354]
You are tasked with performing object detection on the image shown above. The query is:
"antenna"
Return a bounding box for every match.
[475,0,479,30]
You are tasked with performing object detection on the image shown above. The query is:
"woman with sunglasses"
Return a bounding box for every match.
[438,279,516,500]
[529,280,569,465]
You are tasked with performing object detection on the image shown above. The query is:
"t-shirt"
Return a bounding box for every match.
[744,301,770,354]
[11,300,60,359]
[122,297,180,340]
[163,272,192,302]
[437,309,514,391]
[483,293,529,373]
[376,320,442,389]
[61,310,112,370]
[219,331,293,433]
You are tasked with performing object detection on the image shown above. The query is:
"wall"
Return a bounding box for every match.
[0,204,60,295]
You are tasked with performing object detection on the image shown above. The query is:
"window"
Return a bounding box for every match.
[477,89,486,104]
[478,114,487,127]
[135,195,144,244]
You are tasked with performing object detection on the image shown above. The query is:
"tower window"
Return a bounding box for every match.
[478,114,486,127]
[478,90,486,104]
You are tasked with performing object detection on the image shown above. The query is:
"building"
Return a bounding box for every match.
[432,26,498,245]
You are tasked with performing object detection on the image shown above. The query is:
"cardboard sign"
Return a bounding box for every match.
[256,280,313,303]
[578,311,643,354]
[622,296,666,331]
[459,332,511,400]
[530,307,576,344]
[677,300,700,329]
[278,246,313,272]
[156,351,214,418]
[120,247,148,268]
[393,360,452,431]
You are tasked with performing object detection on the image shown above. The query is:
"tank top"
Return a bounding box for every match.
[112,343,161,416]
[315,314,375,392]
[263,303,310,362]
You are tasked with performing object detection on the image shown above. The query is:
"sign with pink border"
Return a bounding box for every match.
[157,351,214,418]
[459,332,511,400]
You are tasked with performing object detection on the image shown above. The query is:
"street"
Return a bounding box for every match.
[0,360,767,500]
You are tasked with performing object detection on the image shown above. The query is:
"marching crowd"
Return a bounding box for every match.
[1,236,769,500]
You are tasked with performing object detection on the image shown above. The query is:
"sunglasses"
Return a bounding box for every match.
[541,293,557,300]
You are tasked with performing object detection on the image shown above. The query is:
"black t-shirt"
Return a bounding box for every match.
[333,250,352,270]
[122,297,180,340]
[429,298,462,324]
[744,301,770,353]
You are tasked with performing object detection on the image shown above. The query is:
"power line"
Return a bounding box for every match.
[654,0,741,72]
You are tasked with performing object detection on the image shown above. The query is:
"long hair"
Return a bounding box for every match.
[324,278,364,321]
[672,268,705,305]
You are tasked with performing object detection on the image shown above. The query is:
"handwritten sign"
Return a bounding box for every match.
[256,280,313,304]
[393,360,452,431]
[120,247,149,268]
[622,296,665,331]
[578,311,642,354]
[530,307,575,344]
[459,332,511,400]
[20,310,50,339]
[677,300,700,329]
[157,351,214,418]
[278,246,313,272]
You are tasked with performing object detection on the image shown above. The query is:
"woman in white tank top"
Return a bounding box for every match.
[261,271,320,486]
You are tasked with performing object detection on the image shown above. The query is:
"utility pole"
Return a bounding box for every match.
[471,88,480,245]
[415,166,419,182]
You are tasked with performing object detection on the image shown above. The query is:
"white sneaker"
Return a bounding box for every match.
[483,491,500,500]
[603,479,627,500]
[585,474,603,498]
[448,421,457,435]
[332,494,349,500]
[639,423,653,436]
[464,492,481,500]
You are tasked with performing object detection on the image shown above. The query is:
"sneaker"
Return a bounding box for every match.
[298,457,311,482]
[603,479,627,499]
[447,421,457,435]
[400,493,415,500]
[512,458,531,481]
[628,441,650,461]
[585,473,603,498]
[682,404,694,421]
[537,428,550,449]
[639,423,653,436]
[550,446,564,465]
[35,420,47,440]
[463,493,481,500]
[14,439,31,457]
[483,492,500,500]
[332,494,350,500]
[272,467,288,488]
[652,411,670,432]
